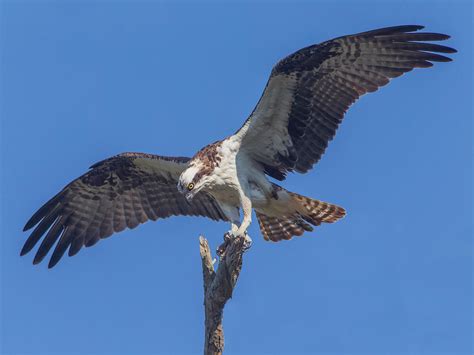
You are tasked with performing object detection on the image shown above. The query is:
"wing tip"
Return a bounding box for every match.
[23,214,41,231]
[357,25,455,44]
[20,244,46,266]
[446,46,457,54]
[22,249,61,268]
[357,24,425,36]
[424,33,452,41]
[401,24,425,32]
[19,245,29,257]
[48,258,59,269]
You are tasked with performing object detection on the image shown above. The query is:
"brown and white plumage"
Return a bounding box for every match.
[238,25,456,179]
[23,153,227,268]
[23,25,455,267]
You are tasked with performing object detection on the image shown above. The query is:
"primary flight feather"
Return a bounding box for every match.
[22,25,456,268]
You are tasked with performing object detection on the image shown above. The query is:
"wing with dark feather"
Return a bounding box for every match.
[22,152,227,268]
[238,25,456,180]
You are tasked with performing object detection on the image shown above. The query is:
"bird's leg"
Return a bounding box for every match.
[218,204,241,237]
[217,206,240,257]
[234,193,253,251]
[235,193,252,238]
[230,221,239,235]
[216,197,253,257]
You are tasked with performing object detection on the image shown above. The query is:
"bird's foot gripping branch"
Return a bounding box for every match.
[199,235,248,355]
[216,232,252,258]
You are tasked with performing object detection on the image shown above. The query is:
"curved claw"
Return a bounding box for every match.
[242,233,252,252]
[217,231,252,257]
[216,231,233,257]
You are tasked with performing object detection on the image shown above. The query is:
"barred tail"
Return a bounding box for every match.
[256,192,346,242]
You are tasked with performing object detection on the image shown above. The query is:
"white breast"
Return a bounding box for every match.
[205,136,274,208]
[205,138,241,205]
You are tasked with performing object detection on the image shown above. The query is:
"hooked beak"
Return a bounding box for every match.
[177,182,200,202]
[185,191,194,202]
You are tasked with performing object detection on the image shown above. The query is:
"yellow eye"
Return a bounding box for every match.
[187,183,194,191]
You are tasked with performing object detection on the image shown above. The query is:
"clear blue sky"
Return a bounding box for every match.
[1,1,472,354]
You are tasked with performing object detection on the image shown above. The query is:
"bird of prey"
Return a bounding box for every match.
[22,25,455,268]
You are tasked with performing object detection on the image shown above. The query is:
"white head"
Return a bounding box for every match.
[178,141,221,200]
[177,162,210,201]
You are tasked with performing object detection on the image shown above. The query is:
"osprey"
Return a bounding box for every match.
[22,25,455,268]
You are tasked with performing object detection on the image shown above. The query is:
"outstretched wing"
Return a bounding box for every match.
[237,25,456,180]
[22,152,227,268]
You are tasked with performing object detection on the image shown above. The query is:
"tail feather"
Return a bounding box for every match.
[291,192,346,224]
[256,192,345,242]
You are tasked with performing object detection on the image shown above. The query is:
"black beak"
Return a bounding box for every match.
[185,192,194,202]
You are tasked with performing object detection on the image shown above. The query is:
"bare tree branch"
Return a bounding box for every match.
[199,235,247,355]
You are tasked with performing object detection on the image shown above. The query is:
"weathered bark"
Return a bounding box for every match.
[199,235,247,355]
